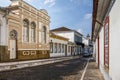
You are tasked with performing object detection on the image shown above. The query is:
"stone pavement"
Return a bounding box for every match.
[0,56,80,72]
[83,58,104,80]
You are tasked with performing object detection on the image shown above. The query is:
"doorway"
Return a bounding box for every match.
[9,30,17,59]
[65,45,67,56]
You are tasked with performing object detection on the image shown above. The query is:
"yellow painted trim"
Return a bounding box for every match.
[50,33,69,41]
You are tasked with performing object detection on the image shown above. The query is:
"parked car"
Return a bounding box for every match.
[82,51,90,57]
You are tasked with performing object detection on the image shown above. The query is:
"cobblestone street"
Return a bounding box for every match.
[0,57,104,80]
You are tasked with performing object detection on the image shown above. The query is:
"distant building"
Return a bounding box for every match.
[92,0,120,80]
[0,0,50,62]
[82,34,93,54]
[51,27,84,55]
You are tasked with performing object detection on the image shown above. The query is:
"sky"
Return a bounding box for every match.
[0,0,93,36]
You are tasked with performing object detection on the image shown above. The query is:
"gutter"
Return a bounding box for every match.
[91,0,99,41]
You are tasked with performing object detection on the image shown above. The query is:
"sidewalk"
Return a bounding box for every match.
[0,56,80,72]
[83,58,104,80]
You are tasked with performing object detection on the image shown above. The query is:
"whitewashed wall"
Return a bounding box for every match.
[96,0,120,80]
[55,32,74,42]
[99,28,110,80]
[95,38,98,64]
[0,14,7,46]
[109,0,120,80]
[99,28,104,67]
[50,37,68,57]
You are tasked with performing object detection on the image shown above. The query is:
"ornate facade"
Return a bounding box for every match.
[0,0,50,61]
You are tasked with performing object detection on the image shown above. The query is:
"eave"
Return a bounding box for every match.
[92,0,112,41]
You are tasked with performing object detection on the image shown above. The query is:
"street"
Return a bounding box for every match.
[0,58,88,80]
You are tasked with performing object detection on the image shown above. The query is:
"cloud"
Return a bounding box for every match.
[77,28,83,34]
[44,0,56,7]
[84,13,92,19]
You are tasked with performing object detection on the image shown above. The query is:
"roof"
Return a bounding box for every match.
[51,26,83,36]
[91,0,112,41]
[51,27,73,32]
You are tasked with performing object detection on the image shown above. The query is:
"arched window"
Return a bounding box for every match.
[42,26,46,43]
[23,19,29,42]
[31,22,36,42]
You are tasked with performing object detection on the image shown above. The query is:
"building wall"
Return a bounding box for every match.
[94,0,120,80]
[99,27,110,80]
[4,0,50,61]
[74,32,82,43]
[53,31,82,55]
[0,11,9,61]
[0,12,7,46]
[50,36,68,57]
[55,32,74,42]
[109,0,120,80]
[95,38,98,64]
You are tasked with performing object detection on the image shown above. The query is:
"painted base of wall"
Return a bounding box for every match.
[100,64,112,80]
[17,50,50,60]
[50,53,65,57]
[0,50,50,62]
[0,46,9,62]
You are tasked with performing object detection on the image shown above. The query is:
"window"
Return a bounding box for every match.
[23,19,29,42]
[58,43,61,53]
[68,46,70,53]
[62,44,64,53]
[31,22,36,42]
[104,16,109,69]
[54,43,57,53]
[50,41,53,53]
[42,26,46,44]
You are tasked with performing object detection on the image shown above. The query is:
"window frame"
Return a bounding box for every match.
[104,16,110,70]
[23,19,29,42]
[42,26,46,44]
[31,22,36,42]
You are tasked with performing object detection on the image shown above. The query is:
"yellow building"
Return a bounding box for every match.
[0,0,50,62]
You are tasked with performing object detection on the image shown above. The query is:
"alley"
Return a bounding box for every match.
[0,58,87,80]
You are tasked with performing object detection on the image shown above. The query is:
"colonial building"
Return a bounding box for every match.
[51,27,83,55]
[0,0,50,62]
[92,0,120,80]
[50,32,69,57]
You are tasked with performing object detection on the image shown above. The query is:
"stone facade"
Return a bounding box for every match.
[0,0,50,62]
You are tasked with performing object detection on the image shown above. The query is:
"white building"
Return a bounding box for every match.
[51,27,83,55]
[92,0,120,80]
[50,32,69,57]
